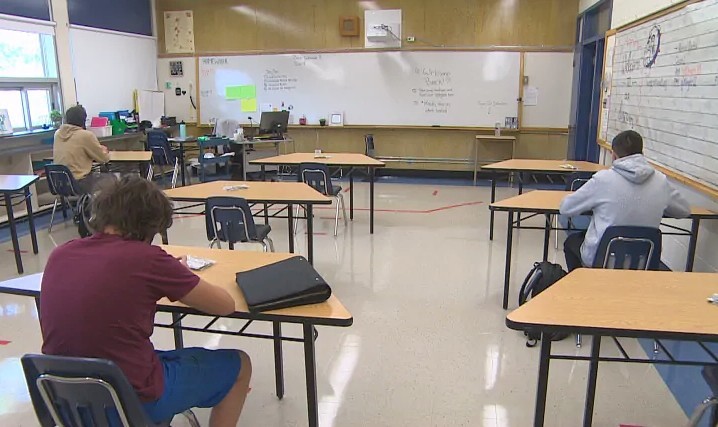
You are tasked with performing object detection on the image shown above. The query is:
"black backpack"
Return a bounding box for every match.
[518,261,570,347]
[76,193,93,238]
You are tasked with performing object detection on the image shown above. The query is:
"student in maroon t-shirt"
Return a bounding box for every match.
[40,176,252,426]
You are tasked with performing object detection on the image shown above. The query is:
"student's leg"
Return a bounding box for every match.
[209,351,252,427]
[563,231,586,271]
[142,348,250,426]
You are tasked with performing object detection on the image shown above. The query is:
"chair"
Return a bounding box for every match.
[687,365,718,427]
[147,130,180,188]
[575,226,662,348]
[297,162,347,236]
[365,134,375,158]
[45,164,83,233]
[21,353,199,427]
[205,196,274,252]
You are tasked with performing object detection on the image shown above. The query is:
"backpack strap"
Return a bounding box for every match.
[518,262,541,306]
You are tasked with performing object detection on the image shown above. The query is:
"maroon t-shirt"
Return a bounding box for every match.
[40,233,199,402]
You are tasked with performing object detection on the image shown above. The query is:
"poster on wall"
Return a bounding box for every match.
[0,109,12,135]
[164,11,195,54]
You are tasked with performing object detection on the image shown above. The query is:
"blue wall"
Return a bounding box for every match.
[0,0,51,21]
[68,0,152,36]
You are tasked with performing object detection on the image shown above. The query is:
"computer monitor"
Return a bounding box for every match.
[259,111,289,135]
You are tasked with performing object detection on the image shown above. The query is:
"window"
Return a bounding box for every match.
[0,28,61,132]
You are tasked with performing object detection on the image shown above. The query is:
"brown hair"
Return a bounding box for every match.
[612,130,643,158]
[89,176,173,241]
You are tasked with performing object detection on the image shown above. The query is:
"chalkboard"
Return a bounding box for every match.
[605,0,718,192]
[198,51,521,128]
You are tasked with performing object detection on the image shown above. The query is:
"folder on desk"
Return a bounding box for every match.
[236,256,331,312]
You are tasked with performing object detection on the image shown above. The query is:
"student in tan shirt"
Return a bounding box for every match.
[53,105,110,193]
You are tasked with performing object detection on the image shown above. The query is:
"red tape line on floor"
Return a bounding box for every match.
[0,340,11,345]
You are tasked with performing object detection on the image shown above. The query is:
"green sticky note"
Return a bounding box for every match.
[241,98,257,112]
[239,85,256,99]
[225,86,243,100]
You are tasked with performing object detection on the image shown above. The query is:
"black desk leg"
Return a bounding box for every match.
[517,173,524,226]
[261,164,266,181]
[288,203,295,253]
[25,188,38,254]
[490,174,497,241]
[172,313,184,349]
[303,323,319,427]
[307,204,314,264]
[349,169,354,221]
[273,322,285,399]
[5,193,23,274]
[542,214,551,262]
[502,211,514,309]
[34,297,41,319]
[533,337,552,427]
[583,335,602,427]
[161,230,169,245]
[179,143,186,186]
[370,167,375,234]
[686,218,700,272]
[264,203,269,225]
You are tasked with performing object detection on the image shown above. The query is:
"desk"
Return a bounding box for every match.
[239,138,292,180]
[489,190,718,309]
[108,151,152,180]
[482,159,607,240]
[474,135,516,184]
[0,175,39,274]
[164,181,331,264]
[251,153,386,234]
[0,245,353,427]
[506,269,718,426]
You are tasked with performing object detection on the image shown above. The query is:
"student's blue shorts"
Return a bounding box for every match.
[142,348,242,423]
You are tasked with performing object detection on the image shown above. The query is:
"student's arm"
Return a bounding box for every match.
[559,175,601,216]
[84,133,111,163]
[179,279,235,316]
[664,183,691,219]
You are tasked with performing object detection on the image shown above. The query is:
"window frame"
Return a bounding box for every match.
[0,80,61,131]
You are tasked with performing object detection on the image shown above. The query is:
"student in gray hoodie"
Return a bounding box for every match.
[560,130,691,271]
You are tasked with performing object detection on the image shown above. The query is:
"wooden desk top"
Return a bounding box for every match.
[489,190,718,219]
[250,152,385,167]
[0,246,353,326]
[475,135,516,141]
[482,159,607,173]
[507,269,718,340]
[109,151,152,162]
[164,180,332,204]
[0,174,39,192]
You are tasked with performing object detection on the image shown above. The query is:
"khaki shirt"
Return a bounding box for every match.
[53,124,110,180]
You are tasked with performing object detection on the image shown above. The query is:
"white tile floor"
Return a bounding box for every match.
[0,181,688,426]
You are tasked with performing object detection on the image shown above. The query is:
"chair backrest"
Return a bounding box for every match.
[365,134,375,157]
[592,226,662,270]
[298,162,333,196]
[45,164,82,197]
[146,130,175,165]
[205,196,259,243]
[565,172,593,191]
[21,354,154,427]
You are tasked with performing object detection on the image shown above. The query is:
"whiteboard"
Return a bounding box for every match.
[522,52,573,128]
[198,51,520,127]
[70,27,158,117]
[606,0,718,191]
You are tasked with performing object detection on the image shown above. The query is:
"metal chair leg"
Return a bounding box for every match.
[686,397,718,427]
[179,409,200,427]
[554,215,559,250]
[265,236,275,252]
[294,204,302,235]
[48,199,59,233]
[339,193,347,225]
[146,164,154,181]
[576,334,582,348]
[171,159,179,188]
[209,238,221,249]
[654,340,660,354]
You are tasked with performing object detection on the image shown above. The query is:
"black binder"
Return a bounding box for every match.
[236,256,332,312]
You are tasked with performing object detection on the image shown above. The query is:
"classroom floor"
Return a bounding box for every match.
[0,180,689,427]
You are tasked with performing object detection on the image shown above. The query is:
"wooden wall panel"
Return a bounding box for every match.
[156,0,578,54]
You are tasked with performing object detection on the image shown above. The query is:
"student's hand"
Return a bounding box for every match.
[176,256,190,270]
[101,145,109,154]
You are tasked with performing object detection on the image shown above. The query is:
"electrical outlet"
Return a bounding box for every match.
[406,36,416,42]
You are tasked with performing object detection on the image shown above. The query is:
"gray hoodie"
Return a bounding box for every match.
[559,154,691,266]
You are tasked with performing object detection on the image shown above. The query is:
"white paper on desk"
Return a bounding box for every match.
[524,86,539,106]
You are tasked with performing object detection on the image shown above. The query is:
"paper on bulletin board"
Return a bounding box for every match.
[241,98,258,112]
[164,11,195,54]
[524,86,538,106]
